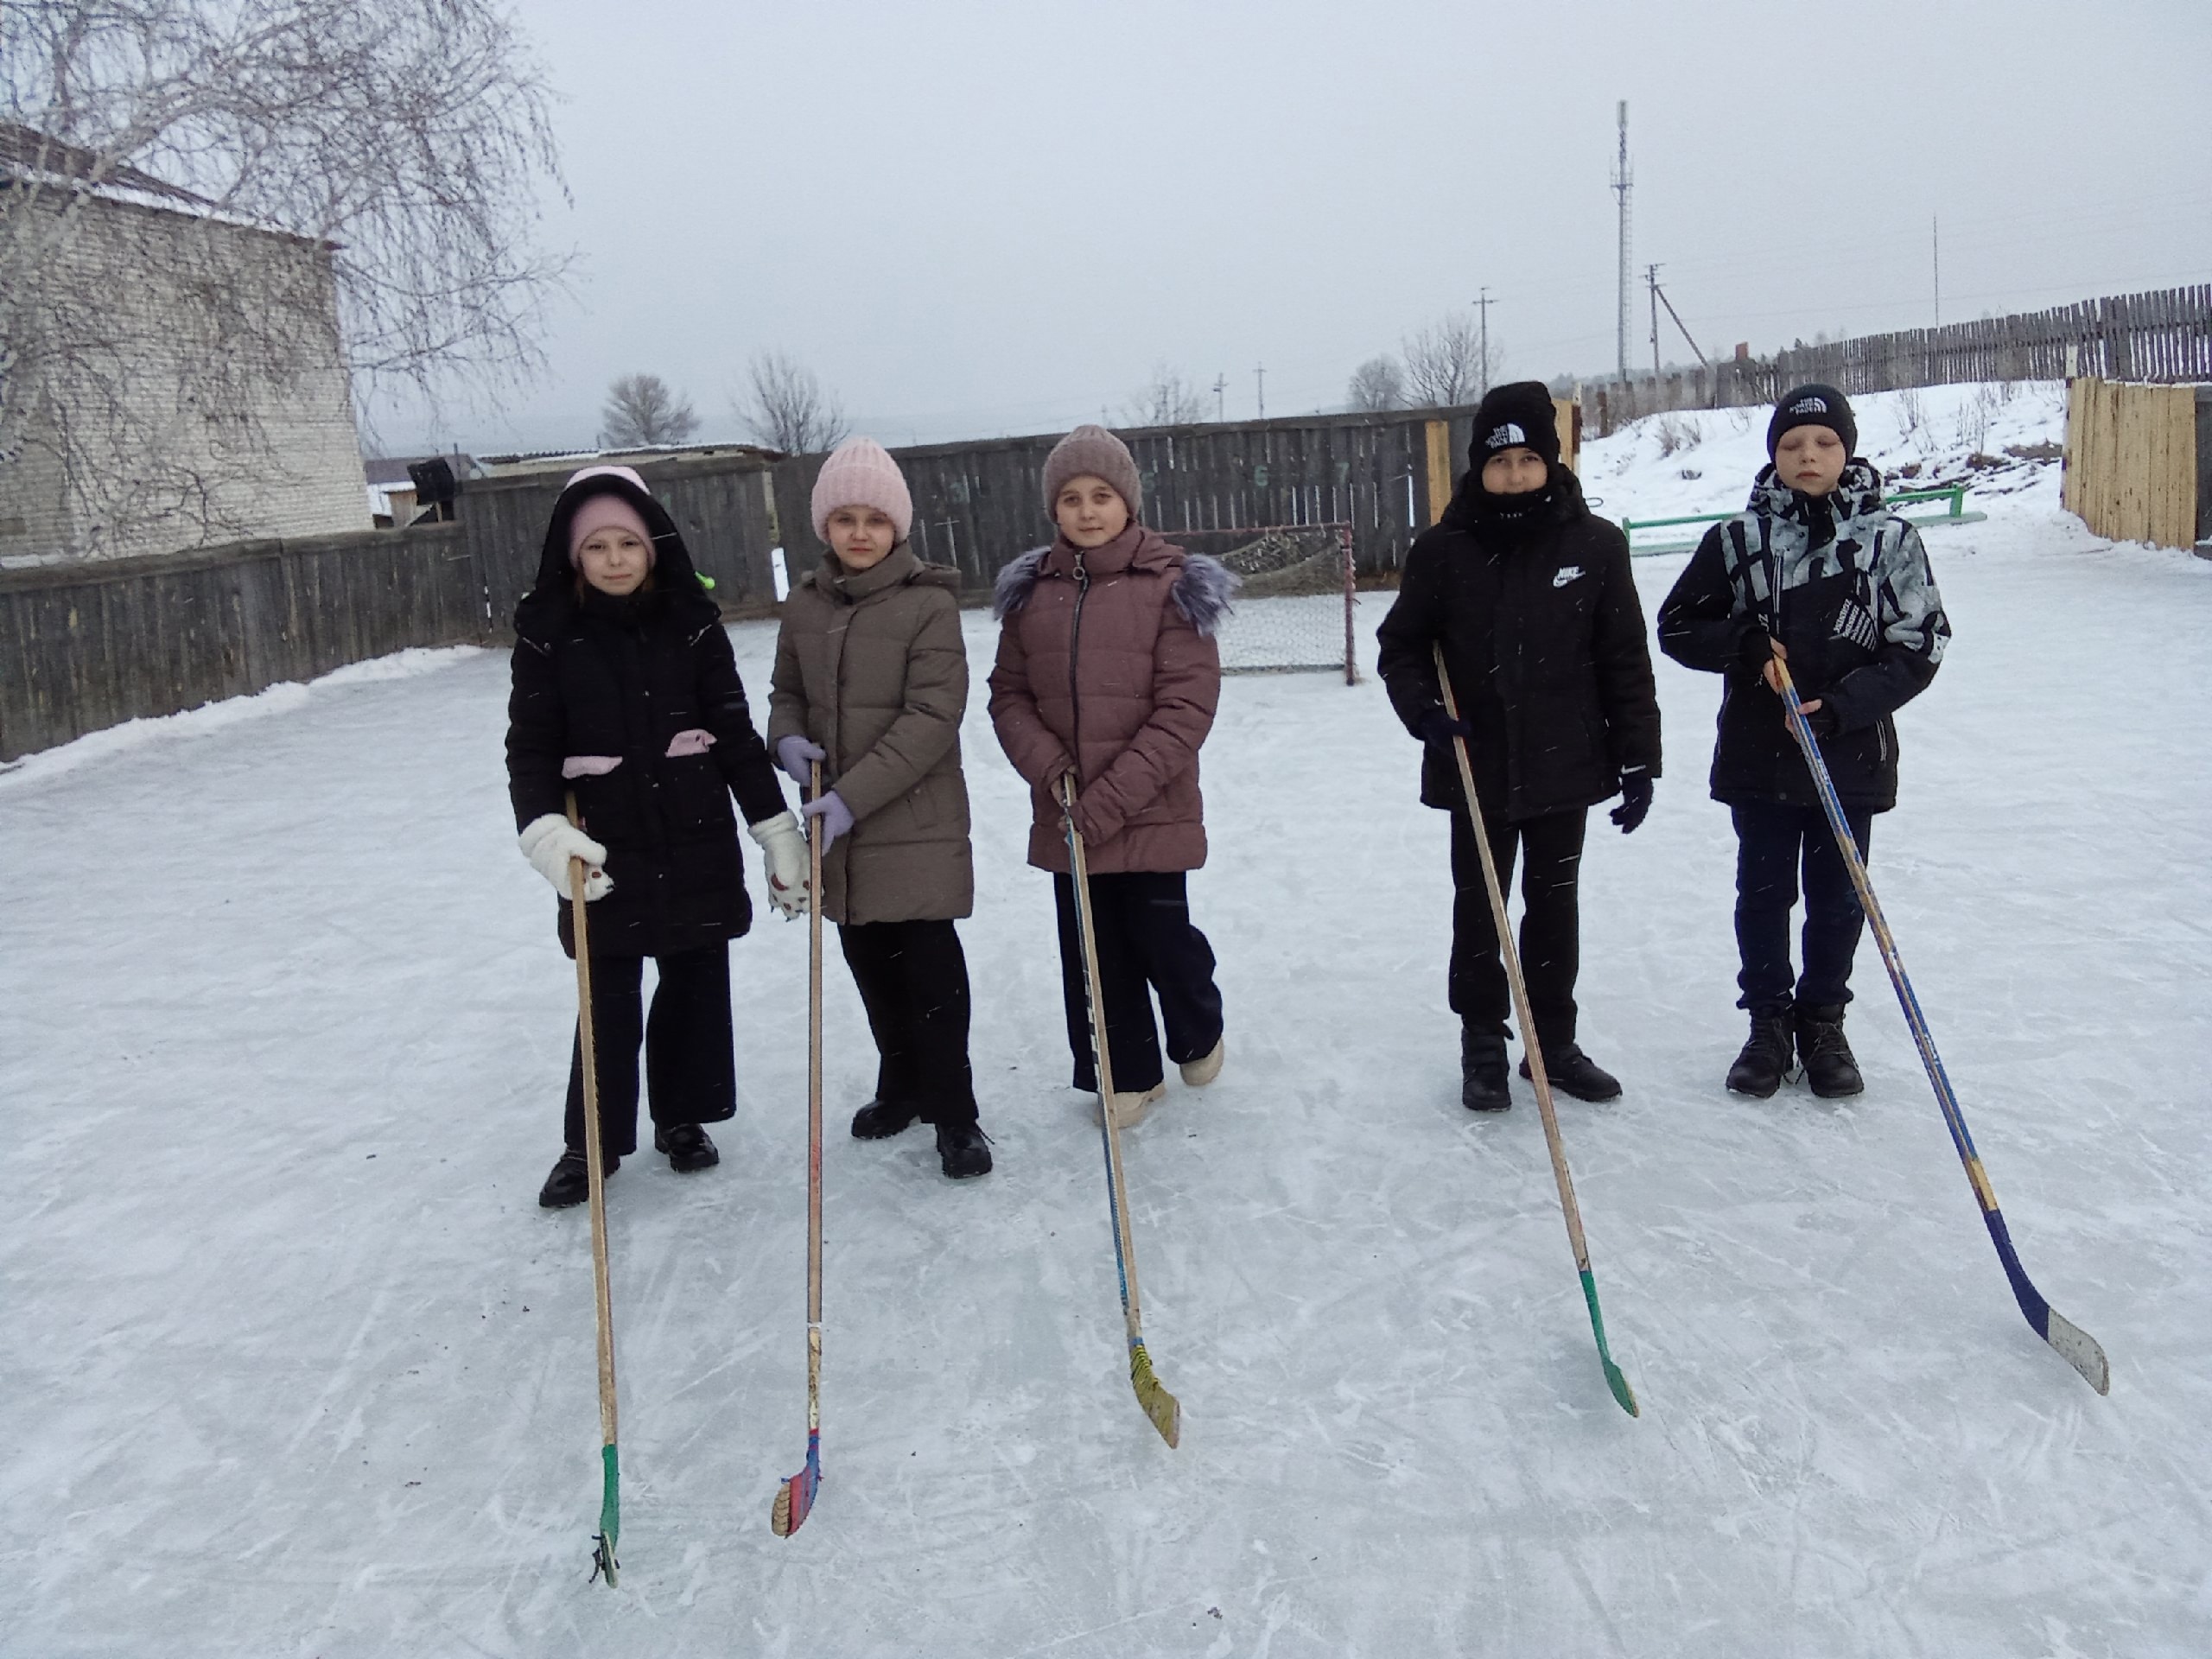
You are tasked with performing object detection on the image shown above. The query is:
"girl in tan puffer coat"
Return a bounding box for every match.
[988,425,1235,1128]
[768,437,990,1179]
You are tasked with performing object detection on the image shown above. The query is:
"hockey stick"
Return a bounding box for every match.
[772,759,828,1533]
[563,792,621,1586]
[1059,776,1182,1448]
[1433,649,1640,1417]
[1770,655,2110,1394]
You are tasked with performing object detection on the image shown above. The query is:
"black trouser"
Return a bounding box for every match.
[837,918,979,1130]
[1053,871,1224,1096]
[1732,800,1874,1014]
[564,945,734,1157]
[1449,805,1587,1047]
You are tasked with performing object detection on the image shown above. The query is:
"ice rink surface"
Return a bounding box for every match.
[5,397,2210,1656]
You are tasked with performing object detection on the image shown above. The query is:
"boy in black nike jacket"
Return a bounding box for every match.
[1377,382,1662,1112]
[1656,385,1951,1098]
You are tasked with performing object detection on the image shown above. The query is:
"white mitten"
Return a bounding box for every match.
[519,814,613,901]
[746,810,810,918]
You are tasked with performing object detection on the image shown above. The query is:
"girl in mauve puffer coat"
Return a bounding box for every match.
[987,424,1234,1129]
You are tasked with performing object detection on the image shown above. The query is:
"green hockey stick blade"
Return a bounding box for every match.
[1130,1341,1181,1448]
[590,1443,620,1586]
[1581,1271,1640,1417]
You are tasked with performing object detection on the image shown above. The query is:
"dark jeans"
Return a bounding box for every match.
[1053,871,1224,1095]
[1449,804,1586,1047]
[1732,801,1874,1014]
[564,945,734,1157]
[838,918,979,1130]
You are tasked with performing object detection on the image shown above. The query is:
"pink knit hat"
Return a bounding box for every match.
[565,467,656,568]
[810,437,912,543]
[1042,424,1141,521]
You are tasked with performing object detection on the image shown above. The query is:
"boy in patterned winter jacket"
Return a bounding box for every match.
[1657,385,1951,1100]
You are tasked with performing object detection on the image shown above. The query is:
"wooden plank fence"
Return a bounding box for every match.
[0,521,481,761]
[3,405,1506,762]
[1590,284,2212,435]
[2062,377,2202,551]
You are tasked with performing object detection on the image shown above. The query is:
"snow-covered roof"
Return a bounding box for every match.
[0,120,321,245]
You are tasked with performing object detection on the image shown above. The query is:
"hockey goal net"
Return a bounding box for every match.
[1166,523,1356,682]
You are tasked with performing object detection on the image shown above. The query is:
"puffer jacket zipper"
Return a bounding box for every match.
[1067,549,1090,784]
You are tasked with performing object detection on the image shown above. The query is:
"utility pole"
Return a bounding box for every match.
[1255,364,1266,421]
[1650,271,1710,368]
[1933,215,1942,327]
[1473,288,1497,397]
[1212,373,1227,423]
[1611,100,1633,382]
[1647,264,1662,378]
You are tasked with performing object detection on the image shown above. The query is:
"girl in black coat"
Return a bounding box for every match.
[505,466,810,1208]
[1376,382,1662,1112]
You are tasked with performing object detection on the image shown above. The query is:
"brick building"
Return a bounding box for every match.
[0,124,367,565]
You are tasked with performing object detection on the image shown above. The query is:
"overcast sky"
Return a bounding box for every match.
[369,0,2212,458]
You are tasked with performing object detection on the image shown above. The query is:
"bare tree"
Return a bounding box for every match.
[1,0,567,557]
[735,350,847,454]
[1401,314,1503,408]
[601,373,699,450]
[1121,363,1210,427]
[1347,355,1406,412]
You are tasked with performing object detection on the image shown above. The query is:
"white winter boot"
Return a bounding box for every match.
[1096,1082,1167,1129]
[1179,1035,1225,1088]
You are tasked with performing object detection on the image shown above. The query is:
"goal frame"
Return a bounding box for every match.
[1164,521,1357,685]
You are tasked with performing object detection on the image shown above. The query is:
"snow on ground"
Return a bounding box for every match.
[5,389,2212,1657]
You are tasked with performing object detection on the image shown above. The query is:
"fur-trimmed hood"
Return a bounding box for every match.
[992,526,1236,638]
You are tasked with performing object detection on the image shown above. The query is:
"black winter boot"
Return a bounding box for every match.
[1519,1045,1623,1103]
[538,1147,619,1209]
[935,1122,994,1179]
[1794,1006,1864,1097]
[653,1122,720,1172]
[850,1099,922,1140]
[1726,1011,1795,1098]
[1461,1030,1511,1112]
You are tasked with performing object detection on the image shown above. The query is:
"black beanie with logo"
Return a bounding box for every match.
[1468,381,1561,470]
[1766,384,1857,459]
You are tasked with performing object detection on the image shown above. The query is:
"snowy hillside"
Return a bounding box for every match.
[4,386,2210,1657]
[1582,379,2072,526]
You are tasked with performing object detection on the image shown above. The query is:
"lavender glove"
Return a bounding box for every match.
[801,788,855,853]
[774,733,826,785]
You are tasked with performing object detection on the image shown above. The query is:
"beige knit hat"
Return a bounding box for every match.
[1041,424,1141,522]
[810,436,913,543]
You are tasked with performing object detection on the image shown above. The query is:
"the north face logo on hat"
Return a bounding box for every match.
[1486,422,1527,449]
[1789,396,1828,415]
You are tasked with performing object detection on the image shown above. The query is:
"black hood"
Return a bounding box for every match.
[1439,461,1590,539]
[514,470,718,640]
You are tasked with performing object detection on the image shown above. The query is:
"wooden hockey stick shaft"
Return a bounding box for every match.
[1060,775,1181,1448]
[564,791,621,1584]
[772,759,829,1533]
[1433,648,1638,1416]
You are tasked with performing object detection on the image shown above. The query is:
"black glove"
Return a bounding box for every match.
[1738,625,1777,671]
[1610,765,1653,833]
[1413,706,1473,748]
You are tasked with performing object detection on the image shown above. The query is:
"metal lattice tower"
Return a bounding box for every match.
[1611,100,1633,382]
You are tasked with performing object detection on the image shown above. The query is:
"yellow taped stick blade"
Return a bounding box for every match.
[1130,1344,1181,1449]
